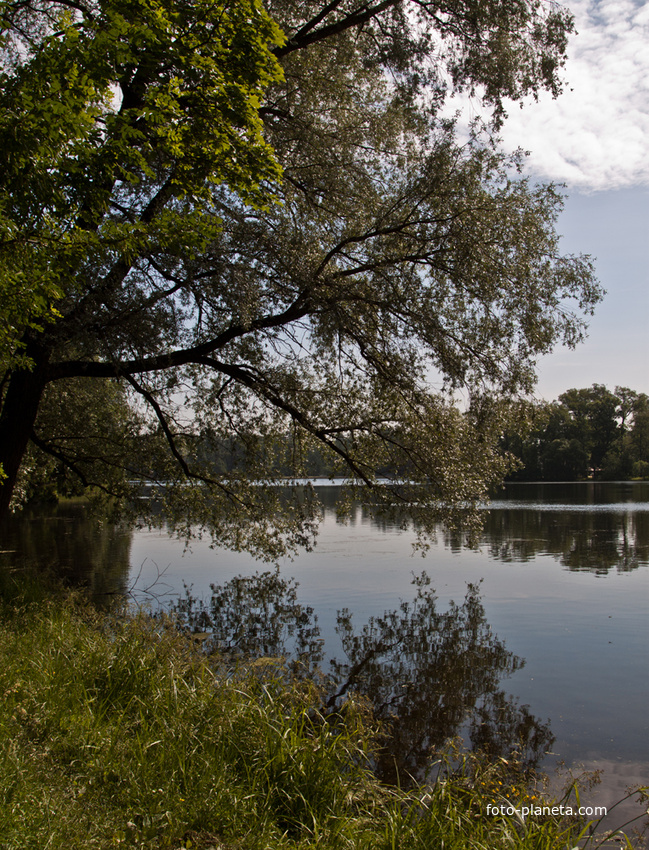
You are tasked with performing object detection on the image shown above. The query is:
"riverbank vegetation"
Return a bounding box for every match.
[502,386,649,481]
[0,579,610,850]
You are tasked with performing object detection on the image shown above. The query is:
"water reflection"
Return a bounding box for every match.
[3,484,646,593]
[173,570,554,786]
[0,502,132,603]
[480,509,648,574]
[2,484,646,794]
[328,575,553,784]
[315,485,649,574]
[172,570,325,666]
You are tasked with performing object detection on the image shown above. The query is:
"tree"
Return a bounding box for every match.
[604,390,649,480]
[0,0,284,359]
[558,384,620,471]
[630,394,649,472]
[501,400,590,481]
[614,386,639,432]
[503,385,649,480]
[0,0,602,556]
[0,0,284,499]
[503,400,593,480]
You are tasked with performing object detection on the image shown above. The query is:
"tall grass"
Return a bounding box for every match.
[0,592,633,849]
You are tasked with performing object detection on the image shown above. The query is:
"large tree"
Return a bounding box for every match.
[0,0,601,555]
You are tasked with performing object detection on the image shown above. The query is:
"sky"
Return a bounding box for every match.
[474,0,649,400]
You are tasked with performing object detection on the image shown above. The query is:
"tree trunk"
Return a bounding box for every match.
[0,347,49,519]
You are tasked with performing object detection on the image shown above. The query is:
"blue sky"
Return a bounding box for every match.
[458,0,649,400]
[537,187,649,400]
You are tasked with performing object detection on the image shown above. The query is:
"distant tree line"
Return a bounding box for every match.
[502,385,649,481]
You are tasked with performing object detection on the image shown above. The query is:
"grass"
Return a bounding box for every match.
[0,581,640,849]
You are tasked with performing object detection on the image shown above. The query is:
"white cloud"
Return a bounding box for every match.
[499,0,649,190]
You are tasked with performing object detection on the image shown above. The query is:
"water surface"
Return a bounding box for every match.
[2,481,647,832]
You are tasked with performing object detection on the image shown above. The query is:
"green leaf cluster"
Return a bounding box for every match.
[0,0,284,367]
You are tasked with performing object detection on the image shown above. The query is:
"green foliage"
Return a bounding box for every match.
[503,386,649,481]
[10,377,140,506]
[0,0,602,553]
[0,595,609,849]
[558,385,619,469]
[632,460,649,479]
[0,0,284,368]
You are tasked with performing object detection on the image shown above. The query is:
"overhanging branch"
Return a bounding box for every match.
[48,293,312,381]
[124,374,251,507]
[275,0,400,57]
[195,355,376,488]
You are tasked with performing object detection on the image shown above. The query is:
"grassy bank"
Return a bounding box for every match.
[0,589,614,849]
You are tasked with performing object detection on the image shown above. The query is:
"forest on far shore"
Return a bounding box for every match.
[502,385,649,481]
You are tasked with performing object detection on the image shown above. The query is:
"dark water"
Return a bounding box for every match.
[2,481,648,833]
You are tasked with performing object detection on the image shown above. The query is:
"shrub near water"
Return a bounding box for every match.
[0,597,596,849]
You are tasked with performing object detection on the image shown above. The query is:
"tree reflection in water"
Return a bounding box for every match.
[173,570,554,786]
[476,508,649,574]
[0,502,132,604]
[326,485,649,575]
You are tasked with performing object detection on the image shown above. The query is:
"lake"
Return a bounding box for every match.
[2,480,648,834]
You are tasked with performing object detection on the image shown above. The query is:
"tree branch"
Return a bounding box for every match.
[49,293,313,381]
[123,374,251,507]
[195,356,376,487]
[275,0,400,57]
[29,430,90,488]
